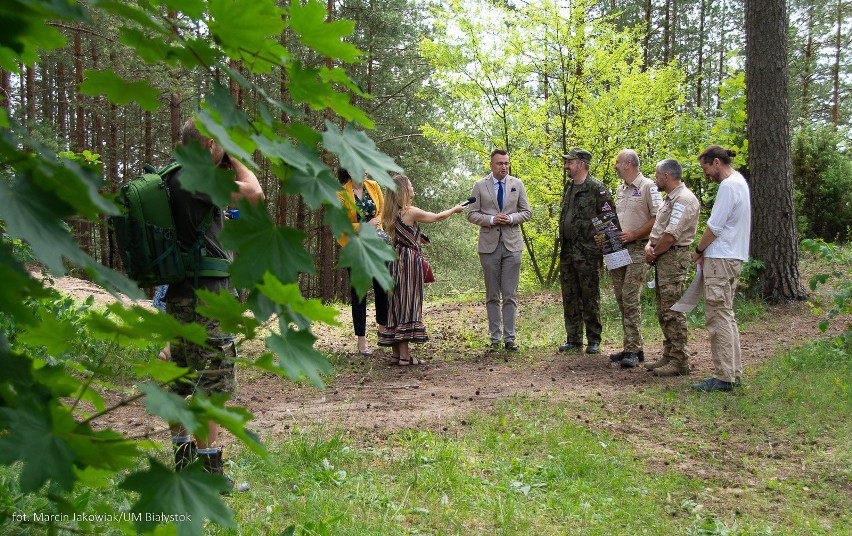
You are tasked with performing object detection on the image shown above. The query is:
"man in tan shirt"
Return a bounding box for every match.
[643,158,700,376]
[609,149,662,368]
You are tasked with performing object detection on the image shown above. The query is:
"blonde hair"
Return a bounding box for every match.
[381,174,412,241]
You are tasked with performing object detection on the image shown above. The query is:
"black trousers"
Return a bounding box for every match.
[348,268,389,336]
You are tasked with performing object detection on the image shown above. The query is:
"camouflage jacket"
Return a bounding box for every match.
[559,175,616,260]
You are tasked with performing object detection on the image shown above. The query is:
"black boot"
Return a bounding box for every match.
[173,440,197,472]
[198,448,248,493]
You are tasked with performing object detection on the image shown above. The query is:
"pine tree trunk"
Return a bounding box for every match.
[697,0,705,109]
[57,62,67,144]
[830,0,841,125]
[0,69,9,111]
[642,0,651,71]
[73,31,85,152]
[717,0,727,110]
[745,0,808,302]
[800,5,814,126]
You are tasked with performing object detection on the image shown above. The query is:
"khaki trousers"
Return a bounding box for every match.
[703,257,744,382]
[611,242,648,353]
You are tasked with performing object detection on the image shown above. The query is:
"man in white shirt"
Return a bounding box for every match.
[692,145,752,392]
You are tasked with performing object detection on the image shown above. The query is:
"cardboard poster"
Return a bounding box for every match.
[592,210,632,270]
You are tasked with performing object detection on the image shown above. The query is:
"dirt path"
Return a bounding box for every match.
[237,300,825,442]
[48,274,837,446]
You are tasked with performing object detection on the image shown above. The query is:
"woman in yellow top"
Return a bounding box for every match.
[337,168,389,355]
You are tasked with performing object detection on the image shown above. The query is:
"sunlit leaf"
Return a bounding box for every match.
[139,383,200,435]
[80,69,161,112]
[85,304,207,349]
[338,226,394,300]
[219,201,314,288]
[190,394,266,458]
[265,330,332,388]
[322,121,402,188]
[257,273,340,325]
[195,289,260,339]
[288,0,361,62]
[173,140,239,207]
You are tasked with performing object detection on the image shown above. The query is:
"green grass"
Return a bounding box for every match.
[211,339,850,535]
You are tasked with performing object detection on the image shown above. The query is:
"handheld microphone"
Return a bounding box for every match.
[460,196,476,206]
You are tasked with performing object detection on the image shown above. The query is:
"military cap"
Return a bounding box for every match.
[563,148,592,162]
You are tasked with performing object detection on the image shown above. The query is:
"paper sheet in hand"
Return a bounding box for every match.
[603,249,632,270]
[670,265,703,312]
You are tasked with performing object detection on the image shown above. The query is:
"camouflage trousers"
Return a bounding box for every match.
[166,295,237,397]
[703,257,744,382]
[559,254,602,345]
[654,247,691,366]
[610,243,648,353]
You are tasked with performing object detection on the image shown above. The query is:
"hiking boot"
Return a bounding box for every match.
[559,342,582,352]
[651,363,690,377]
[585,343,601,354]
[619,352,641,368]
[692,377,734,392]
[173,440,197,472]
[644,356,671,371]
[610,350,645,363]
[504,341,519,351]
[489,342,501,352]
[199,448,249,493]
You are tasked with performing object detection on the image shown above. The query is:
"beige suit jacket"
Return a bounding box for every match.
[467,174,532,253]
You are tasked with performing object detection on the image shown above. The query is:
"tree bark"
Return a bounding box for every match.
[0,69,9,112]
[745,0,808,302]
[800,4,814,126]
[697,0,706,109]
[642,0,651,71]
[73,31,85,152]
[830,0,842,125]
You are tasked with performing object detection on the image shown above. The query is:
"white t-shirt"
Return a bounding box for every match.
[705,171,751,261]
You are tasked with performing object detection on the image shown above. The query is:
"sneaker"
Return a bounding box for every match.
[691,377,734,392]
[504,341,519,351]
[644,356,671,371]
[558,342,582,352]
[585,343,601,354]
[619,352,640,368]
[652,363,690,377]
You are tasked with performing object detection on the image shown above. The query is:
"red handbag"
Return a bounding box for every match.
[421,256,435,284]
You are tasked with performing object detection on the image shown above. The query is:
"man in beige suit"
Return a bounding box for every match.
[467,149,533,351]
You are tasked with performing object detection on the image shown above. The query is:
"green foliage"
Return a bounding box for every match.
[420,0,688,286]
[802,239,852,342]
[1,0,402,532]
[792,126,852,243]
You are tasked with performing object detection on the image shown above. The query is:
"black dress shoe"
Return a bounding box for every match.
[692,377,734,392]
[559,342,582,352]
[585,343,601,354]
[505,341,519,351]
[610,350,646,363]
[619,352,640,368]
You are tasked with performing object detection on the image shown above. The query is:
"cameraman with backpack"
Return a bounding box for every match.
[162,117,264,491]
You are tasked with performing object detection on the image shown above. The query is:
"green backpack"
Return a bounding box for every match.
[111,162,230,288]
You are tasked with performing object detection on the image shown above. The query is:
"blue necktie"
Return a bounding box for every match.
[497,181,504,211]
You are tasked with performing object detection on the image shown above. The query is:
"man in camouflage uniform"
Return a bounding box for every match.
[643,159,699,376]
[558,148,617,354]
[608,149,662,368]
[162,117,264,489]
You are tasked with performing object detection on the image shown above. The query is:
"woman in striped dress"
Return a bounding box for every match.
[378,174,466,365]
